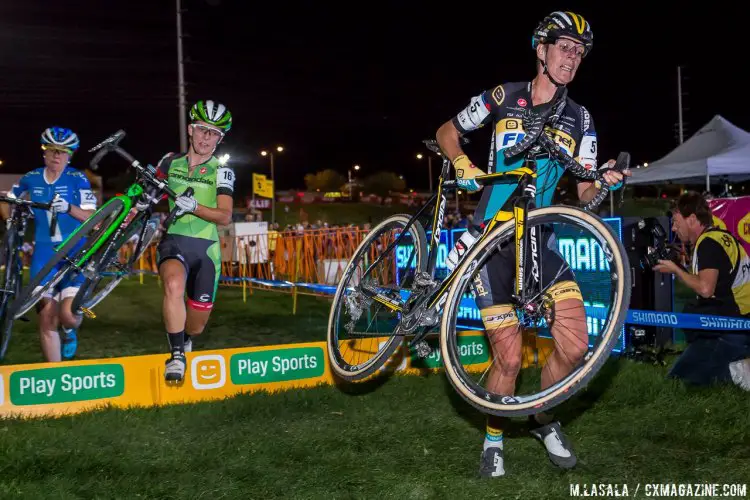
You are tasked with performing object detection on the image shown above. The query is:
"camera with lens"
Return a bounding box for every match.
[637,218,681,270]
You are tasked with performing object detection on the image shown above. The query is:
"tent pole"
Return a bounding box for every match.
[678,66,684,144]
[706,170,710,193]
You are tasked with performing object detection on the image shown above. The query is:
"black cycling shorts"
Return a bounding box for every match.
[473,223,582,329]
[157,234,221,311]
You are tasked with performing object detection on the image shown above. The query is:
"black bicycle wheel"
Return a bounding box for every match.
[440,205,630,417]
[0,230,20,360]
[72,212,158,312]
[327,214,427,381]
[10,199,127,320]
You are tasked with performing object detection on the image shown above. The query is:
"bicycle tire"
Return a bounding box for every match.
[440,205,630,417]
[10,199,127,320]
[327,214,427,381]
[0,230,20,360]
[72,213,157,312]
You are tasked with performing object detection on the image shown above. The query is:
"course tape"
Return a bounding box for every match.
[626,310,750,331]
[132,270,750,331]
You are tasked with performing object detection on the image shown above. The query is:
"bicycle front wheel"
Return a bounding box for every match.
[327,214,427,382]
[440,205,630,417]
[11,198,127,319]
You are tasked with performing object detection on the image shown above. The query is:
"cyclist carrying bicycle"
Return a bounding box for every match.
[155,100,235,382]
[2,127,97,362]
[435,11,630,477]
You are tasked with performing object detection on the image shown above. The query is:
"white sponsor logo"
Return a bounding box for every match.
[191,355,227,390]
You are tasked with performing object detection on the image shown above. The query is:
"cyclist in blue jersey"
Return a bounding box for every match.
[4,127,97,362]
[435,11,630,477]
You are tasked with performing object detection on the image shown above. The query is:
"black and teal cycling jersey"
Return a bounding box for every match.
[452,81,598,222]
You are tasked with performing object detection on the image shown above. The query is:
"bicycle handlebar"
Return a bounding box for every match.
[0,195,58,238]
[88,130,179,200]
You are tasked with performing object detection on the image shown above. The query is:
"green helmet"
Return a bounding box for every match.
[189,100,233,133]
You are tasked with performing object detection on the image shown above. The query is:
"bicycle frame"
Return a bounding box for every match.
[50,183,144,269]
[358,153,539,339]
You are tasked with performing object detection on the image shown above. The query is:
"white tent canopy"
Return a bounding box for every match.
[628,115,750,188]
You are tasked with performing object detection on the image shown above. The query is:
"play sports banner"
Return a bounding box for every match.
[709,195,750,256]
[0,332,499,419]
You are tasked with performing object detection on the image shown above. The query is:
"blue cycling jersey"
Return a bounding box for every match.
[452,81,598,222]
[10,166,97,244]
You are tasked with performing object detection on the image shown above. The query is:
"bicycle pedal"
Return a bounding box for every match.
[413,340,432,359]
[79,307,96,319]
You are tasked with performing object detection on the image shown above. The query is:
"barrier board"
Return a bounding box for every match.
[0,332,499,419]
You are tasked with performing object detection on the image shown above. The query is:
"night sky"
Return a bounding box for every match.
[1,1,746,194]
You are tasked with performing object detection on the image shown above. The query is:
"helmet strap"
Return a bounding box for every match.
[538,42,565,88]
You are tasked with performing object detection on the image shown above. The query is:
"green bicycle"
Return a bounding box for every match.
[10,130,188,320]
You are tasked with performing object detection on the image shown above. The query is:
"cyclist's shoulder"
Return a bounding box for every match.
[61,166,89,181]
[157,151,188,170]
[560,95,595,131]
[18,167,44,181]
[482,81,529,107]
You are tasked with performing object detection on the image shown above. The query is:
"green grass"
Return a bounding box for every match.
[0,357,748,498]
[2,277,332,365]
[2,275,749,497]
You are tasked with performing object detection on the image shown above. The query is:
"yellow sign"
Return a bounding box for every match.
[0,334,501,419]
[738,212,750,245]
[253,173,274,198]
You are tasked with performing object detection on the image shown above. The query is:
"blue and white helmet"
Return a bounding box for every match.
[41,127,80,153]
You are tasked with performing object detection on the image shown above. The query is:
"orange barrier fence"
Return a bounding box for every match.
[122,227,395,308]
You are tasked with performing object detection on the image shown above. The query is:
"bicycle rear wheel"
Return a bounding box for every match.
[10,199,127,320]
[327,214,427,381]
[440,205,630,417]
[72,212,158,313]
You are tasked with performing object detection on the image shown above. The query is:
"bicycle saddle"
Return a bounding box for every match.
[423,136,468,154]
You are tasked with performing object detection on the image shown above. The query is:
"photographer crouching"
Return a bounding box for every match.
[652,191,750,389]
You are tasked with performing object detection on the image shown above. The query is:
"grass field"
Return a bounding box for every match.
[2,277,331,366]
[2,261,748,497]
[0,352,748,498]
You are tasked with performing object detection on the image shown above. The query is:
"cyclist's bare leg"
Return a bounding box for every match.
[486,324,523,396]
[37,298,61,362]
[483,318,522,456]
[186,307,211,337]
[542,297,588,390]
[160,259,187,333]
[58,297,83,330]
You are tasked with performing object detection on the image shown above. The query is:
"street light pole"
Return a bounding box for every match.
[417,153,434,192]
[176,0,188,152]
[428,155,433,193]
[269,152,275,224]
[261,145,283,225]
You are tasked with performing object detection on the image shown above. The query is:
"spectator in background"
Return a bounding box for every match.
[654,191,750,389]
